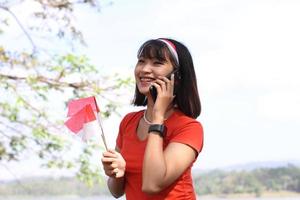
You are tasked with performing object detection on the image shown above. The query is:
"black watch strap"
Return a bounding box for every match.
[148,124,167,138]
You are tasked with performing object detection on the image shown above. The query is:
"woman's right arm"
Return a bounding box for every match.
[107,175,125,198]
[102,147,126,198]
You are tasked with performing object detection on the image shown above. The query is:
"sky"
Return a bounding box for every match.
[1,0,300,179]
[78,0,300,169]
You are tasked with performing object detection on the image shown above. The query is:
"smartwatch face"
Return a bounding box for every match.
[148,124,166,137]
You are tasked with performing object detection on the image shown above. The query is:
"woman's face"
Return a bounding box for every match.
[134,55,174,95]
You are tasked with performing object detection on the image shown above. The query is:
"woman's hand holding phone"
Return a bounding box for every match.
[149,69,178,103]
[150,74,175,123]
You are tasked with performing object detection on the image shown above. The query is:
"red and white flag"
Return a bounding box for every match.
[64,96,108,149]
[66,96,100,117]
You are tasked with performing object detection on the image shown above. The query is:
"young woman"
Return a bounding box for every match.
[101,38,204,200]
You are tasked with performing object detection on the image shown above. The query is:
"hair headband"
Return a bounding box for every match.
[157,38,179,66]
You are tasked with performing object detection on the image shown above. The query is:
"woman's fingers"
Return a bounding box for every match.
[102,150,119,163]
[101,150,126,178]
[113,168,119,174]
[155,78,167,91]
[153,76,174,97]
[111,163,118,168]
[103,150,118,158]
[103,162,118,177]
[115,171,124,178]
[162,75,174,94]
[101,156,116,163]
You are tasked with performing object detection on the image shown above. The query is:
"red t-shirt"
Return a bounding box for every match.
[116,109,204,200]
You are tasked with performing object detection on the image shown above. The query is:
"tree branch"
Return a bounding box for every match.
[0,73,87,89]
[0,5,37,54]
[0,120,35,141]
[36,0,98,9]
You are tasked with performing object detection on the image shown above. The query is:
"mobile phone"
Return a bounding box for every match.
[149,69,179,102]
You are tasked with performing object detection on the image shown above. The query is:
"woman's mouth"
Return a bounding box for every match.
[139,77,155,88]
[140,77,155,82]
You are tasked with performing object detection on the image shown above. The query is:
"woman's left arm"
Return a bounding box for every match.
[142,135,197,194]
[142,75,199,193]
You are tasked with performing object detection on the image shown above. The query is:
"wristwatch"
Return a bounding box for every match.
[148,124,167,138]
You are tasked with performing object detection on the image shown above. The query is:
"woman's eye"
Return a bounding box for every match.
[138,59,145,63]
[154,61,163,65]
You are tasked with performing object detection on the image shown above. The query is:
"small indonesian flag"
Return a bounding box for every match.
[64,96,108,149]
[66,96,99,117]
[65,104,96,133]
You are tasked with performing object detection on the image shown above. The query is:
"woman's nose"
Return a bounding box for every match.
[141,62,152,72]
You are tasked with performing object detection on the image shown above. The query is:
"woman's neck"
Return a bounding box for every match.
[145,103,174,123]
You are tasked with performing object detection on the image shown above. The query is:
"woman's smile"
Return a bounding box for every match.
[137,76,154,94]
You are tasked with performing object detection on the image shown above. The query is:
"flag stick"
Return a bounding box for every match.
[97,115,108,150]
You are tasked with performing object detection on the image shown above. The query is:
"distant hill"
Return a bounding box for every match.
[223,160,300,171]
[193,163,300,197]
[192,160,300,176]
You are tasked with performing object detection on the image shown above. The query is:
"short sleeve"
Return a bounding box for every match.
[169,120,204,154]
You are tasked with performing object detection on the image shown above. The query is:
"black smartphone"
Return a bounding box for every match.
[149,69,179,102]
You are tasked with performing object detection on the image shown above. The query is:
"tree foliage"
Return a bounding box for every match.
[0,0,132,186]
[194,165,300,197]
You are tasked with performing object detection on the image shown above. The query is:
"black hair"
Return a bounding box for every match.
[132,38,201,118]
